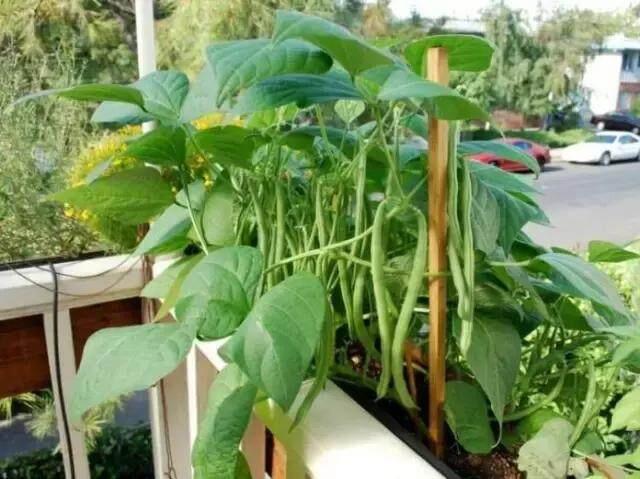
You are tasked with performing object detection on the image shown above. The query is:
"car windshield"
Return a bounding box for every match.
[585,135,616,144]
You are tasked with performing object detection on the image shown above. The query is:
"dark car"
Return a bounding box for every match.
[469,138,551,172]
[591,111,640,134]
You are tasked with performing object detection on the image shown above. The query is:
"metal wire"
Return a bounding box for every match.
[4,257,141,298]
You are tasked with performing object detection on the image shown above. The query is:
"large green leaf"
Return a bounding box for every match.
[124,126,186,167]
[517,418,573,479]
[15,84,144,108]
[201,183,236,248]
[377,69,488,121]
[405,35,495,76]
[444,381,495,454]
[532,253,628,315]
[220,273,326,411]
[192,364,257,479]
[610,387,640,431]
[272,10,396,75]
[91,101,153,125]
[588,240,640,263]
[455,315,521,424]
[194,126,265,169]
[179,63,218,123]
[92,71,189,125]
[470,175,500,255]
[471,175,541,253]
[141,254,203,320]
[50,167,173,225]
[70,321,198,423]
[175,247,263,339]
[134,179,208,256]
[235,71,362,114]
[468,160,539,195]
[134,204,191,256]
[206,38,332,106]
[460,141,540,176]
[135,70,189,124]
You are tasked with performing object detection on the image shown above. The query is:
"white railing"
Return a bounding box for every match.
[0,255,444,479]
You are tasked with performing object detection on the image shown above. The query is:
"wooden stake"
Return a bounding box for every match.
[426,47,449,459]
[272,438,288,479]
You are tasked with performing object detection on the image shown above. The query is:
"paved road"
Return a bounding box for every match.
[525,159,640,249]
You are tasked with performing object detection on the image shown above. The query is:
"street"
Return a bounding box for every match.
[525,159,640,249]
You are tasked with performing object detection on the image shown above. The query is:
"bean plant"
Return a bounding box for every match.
[18,10,640,478]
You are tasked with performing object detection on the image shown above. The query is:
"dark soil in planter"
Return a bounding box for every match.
[337,380,522,479]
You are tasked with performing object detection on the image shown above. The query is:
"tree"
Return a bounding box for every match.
[335,0,365,29]
[362,0,392,38]
[409,7,422,28]
[157,0,335,74]
[453,2,640,118]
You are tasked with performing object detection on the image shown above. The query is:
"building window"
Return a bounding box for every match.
[623,52,633,71]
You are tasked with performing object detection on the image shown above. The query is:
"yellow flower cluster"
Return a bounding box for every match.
[65,113,243,231]
[68,125,141,188]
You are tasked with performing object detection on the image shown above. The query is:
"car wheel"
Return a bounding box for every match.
[536,157,546,172]
[597,121,606,130]
[599,152,611,166]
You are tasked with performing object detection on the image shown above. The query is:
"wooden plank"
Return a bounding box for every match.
[272,437,288,479]
[44,310,90,479]
[70,297,142,361]
[0,315,50,398]
[426,46,450,459]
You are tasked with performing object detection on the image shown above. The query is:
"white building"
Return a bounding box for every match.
[582,34,640,115]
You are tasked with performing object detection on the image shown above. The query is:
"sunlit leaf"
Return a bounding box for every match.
[206,38,333,105]
[378,69,489,121]
[588,240,640,263]
[273,10,397,75]
[235,71,362,114]
[70,321,198,423]
[405,34,495,75]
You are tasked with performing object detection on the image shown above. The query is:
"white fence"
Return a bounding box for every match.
[0,255,443,479]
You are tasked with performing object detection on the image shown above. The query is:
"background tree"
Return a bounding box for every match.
[335,0,364,29]
[409,7,422,28]
[362,0,392,38]
[158,0,335,74]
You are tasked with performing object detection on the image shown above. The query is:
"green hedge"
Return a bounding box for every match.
[465,128,591,148]
[0,425,152,479]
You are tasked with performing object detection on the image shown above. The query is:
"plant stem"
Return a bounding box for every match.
[179,167,209,255]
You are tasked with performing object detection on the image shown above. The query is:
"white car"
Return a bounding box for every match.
[562,131,640,165]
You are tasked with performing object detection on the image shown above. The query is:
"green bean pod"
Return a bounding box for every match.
[352,267,380,359]
[371,200,392,398]
[391,208,427,409]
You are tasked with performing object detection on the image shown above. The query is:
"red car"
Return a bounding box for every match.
[470,138,551,172]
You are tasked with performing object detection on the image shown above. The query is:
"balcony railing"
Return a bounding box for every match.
[0,255,443,479]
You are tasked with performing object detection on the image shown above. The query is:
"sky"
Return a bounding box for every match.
[389,0,636,19]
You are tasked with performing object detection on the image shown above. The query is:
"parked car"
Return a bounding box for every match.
[469,138,551,172]
[562,131,640,165]
[591,110,640,133]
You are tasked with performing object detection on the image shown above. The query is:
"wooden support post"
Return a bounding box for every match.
[426,47,450,459]
[43,310,91,479]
